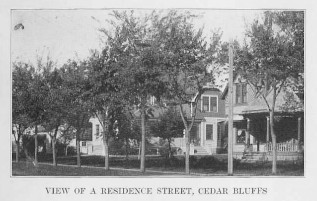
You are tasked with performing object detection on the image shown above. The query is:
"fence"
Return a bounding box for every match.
[265,142,299,152]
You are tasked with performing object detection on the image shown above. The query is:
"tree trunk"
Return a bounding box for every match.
[34,125,38,167]
[52,137,57,166]
[168,139,172,159]
[76,131,81,167]
[15,127,21,162]
[103,131,109,170]
[140,107,146,173]
[138,143,141,160]
[185,129,190,174]
[270,110,277,174]
[15,140,19,162]
[178,104,192,175]
[125,136,129,161]
[52,125,59,166]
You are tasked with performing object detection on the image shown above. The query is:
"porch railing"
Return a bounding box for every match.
[173,138,197,148]
[264,142,299,152]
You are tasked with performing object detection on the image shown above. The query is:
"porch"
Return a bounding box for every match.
[233,141,303,162]
[232,111,304,161]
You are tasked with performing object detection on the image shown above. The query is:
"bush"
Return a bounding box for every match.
[190,156,227,170]
[22,134,47,157]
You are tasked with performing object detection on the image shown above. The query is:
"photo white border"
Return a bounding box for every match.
[1,0,317,201]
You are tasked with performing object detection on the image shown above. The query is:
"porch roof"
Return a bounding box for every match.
[242,110,304,119]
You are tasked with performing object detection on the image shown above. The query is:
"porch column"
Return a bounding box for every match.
[266,116,270,152]
[233,127,236,145]
[298,117,302,150]
[266,116,270,142]
[246,118,250,147]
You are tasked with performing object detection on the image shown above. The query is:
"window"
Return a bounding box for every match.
[96,124,100,136]
[206,124,213,140]
[236,83,247,104]
[210,97,217,112]
[202,97,209,112]
[236,129,246,144]
[242,84,247,103]
[201,96,218,112]
[82,141,86,146]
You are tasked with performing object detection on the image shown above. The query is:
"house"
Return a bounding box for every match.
[172,87,227,155]
[12,125,54,155]
[85,87,227,156]
[220,74,304,161]
[12,124,84,156]
[85,97,165,155]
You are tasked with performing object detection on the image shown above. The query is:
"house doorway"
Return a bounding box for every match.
[190,123,200,145]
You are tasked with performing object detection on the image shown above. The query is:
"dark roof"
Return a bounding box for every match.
[132,105,166,119]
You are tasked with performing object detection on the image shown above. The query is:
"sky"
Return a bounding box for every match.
[11,9,263,67]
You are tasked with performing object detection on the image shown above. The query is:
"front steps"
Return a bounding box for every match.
[193,146,210,155]
[241,152,268,163]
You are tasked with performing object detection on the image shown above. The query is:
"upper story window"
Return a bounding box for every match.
[96,124,100,136]
[236,83,247,104]
[201,95,218,112]
[202,97,209,111]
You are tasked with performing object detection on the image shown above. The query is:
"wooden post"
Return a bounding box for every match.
[228,41,234,176]
[297,117,301,151]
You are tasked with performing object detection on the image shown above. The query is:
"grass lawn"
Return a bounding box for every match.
[12,162,165,176]
[12,154,304,176]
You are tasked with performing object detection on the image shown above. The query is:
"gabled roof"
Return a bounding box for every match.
[243,88,303,114]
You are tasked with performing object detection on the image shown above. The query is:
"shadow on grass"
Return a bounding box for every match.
[12,154,304,176]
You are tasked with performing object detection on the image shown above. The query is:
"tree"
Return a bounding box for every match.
[235,11,304,174]
[101,11,166,173]
[151,10,218,174]
[150,106,184,158]
[58,124,76,156]
[26,57,53,167]
[42,67,69,166]
[114,107,140,161]
[85,49,124,170]
[12,62,33,162]
[61,60,91,167]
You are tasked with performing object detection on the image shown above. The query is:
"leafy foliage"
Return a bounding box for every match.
[235,11,304,93]
[234,11,304,174]
[150,107,184,142]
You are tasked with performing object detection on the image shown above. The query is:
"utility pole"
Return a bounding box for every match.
[228,41,234,176]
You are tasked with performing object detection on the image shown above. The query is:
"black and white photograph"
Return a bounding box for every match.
[10,8,305,177]
[1,1,316,201]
